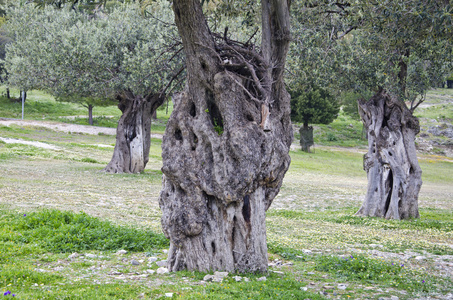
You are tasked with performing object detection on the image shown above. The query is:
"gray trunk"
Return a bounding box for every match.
[103,92,163,174]
[88,104,93,126]
[299,126,313,152]
[356,90,422,219]
[159,0,292,273]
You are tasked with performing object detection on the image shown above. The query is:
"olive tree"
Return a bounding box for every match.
[290,0,452,219]
[5,2,181,173]
[159,0,292,273]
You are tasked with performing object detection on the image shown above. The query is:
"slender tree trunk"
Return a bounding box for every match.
[159,0,292,273]
[103,92,164,174]
[356,90,422,219]
[88,104,94,126]
[6,88,10,99]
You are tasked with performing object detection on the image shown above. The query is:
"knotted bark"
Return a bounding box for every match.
[159,0,292,272]
[356,90,422,219]
[103,92,164,174]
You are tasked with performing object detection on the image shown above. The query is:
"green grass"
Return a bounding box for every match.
[267,208,453,232]
[0,208,324,300]
[0,87,452,299]
[315,254,451,294]
[4,210,169,253]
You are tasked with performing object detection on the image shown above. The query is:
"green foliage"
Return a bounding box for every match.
[7,209,169,252]
[4,2,180,104]
[290,86,339,126]
[339,90,373,120]
[288,0,453,110]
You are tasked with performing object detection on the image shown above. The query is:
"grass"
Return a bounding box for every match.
[0,88,452,298]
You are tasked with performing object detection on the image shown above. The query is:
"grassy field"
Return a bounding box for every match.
[0,88,452,299]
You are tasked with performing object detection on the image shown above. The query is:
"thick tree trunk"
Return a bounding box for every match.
[356,90,422,219]
[88,104,93,126]
[103,92,164,174]
[159,0,292,273]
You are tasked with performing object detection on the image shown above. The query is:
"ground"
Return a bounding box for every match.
[0,89,452,299]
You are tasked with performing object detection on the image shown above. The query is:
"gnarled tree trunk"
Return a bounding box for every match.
[103,92,164,174]
[159,0,292,273]
[356,90,422,219]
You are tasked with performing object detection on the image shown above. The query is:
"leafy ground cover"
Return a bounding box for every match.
[0,88,452,299]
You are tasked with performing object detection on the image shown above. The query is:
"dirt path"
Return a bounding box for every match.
[0,118,164,139]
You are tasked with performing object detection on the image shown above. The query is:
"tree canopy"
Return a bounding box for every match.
[4,2,181,104]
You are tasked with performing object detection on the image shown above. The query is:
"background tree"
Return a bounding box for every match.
[4,2,182,173]
[290,0,453,219]
[159,0,292,273]
[290,85,339,152]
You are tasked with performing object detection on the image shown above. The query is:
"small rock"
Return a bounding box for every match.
[257,276,266,281]
[323,285,335,290]
[148,257,158,263]
[300,287,308,291]
[85,254,97,259]
[156,260,167,267]
[302,249,312,254]
[307,272,315,275]
[156,267,169,275]
[338,284,347,290]
[36,269,47,273]
[165,293,173,298]
[163,249,168,254]
[203,275,215,282]
[309,282,316,285]
[68,253,79,259]
[145,269,155,274]
[415,256,427,260]
[272,271,284,274]
[244,277,250,282]
[214,271,229,278]
[138,260,144,263]
[283,262,294,266]
[390,296,399,300]
[110,271,123,275]
[296,255,304,259]
[131,260,140,266]
[116,250,128,255]
[53,266,64,271]
[233,276,242,282]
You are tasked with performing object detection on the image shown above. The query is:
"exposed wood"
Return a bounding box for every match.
[356,90,422,219]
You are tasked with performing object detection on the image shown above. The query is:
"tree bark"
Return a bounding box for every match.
[103,92,164,174]
[159,0,292,273]
[88,104,93,126]
[356,90,422,219]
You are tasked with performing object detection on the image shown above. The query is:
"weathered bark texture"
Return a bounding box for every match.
[356,90,422,219]
[159,0,292,273]
[103,92,164,174]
